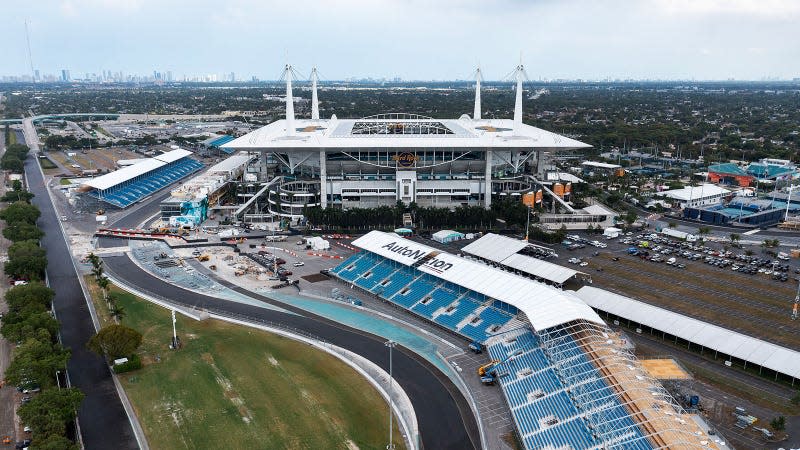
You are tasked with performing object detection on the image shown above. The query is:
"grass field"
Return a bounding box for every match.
[38,156,58,170]
[88,282,405,450]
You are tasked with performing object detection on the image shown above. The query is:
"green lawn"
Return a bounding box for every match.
[104,288,405,450]
[38,156,57,170]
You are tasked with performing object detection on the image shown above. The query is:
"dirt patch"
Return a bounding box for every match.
[301,273,330,283]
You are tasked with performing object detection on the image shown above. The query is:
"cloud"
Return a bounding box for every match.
[652,0,800,19]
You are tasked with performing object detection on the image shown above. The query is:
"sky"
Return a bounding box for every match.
[3,0,800,81]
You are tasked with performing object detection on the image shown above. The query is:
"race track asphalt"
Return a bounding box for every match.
[25,158,138,449]
[100,248,479,450]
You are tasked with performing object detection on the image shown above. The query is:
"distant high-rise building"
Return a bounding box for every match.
[61,69,70,82]
[230,72,235,82]
[34,69,40,81]
[166,71,173,82]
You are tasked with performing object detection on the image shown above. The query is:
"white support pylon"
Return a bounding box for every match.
[311,66,320,121]
[474,66,482,121]
[284,64,295,135]
[513,63,525,132]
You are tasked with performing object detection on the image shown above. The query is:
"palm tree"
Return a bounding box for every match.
[110,305,126,323]
[97,276,110,301]
[729,233,740,247]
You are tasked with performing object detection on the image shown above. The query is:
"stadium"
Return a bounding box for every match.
[332,230,722,450]
[222,66,591,221]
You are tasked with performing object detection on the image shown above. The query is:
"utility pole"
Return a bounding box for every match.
[171,309,178,349]
[385,340,397,450]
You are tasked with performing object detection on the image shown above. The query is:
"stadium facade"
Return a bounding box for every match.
[224,65,591,220]
[334,230,726,450]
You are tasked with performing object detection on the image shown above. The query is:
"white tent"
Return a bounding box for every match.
[306,236,330,251]
[603,227,622,238]
[432,230,465,243]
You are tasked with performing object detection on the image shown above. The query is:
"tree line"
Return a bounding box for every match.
[1,143,30,174]
[302,198,531,231]
[0,194,83,449]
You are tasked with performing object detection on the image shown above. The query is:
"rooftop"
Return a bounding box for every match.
[659,183,730,201]
[223,114,591,151]
[353,230,601,330]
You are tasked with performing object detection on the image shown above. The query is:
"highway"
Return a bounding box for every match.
[24,156,138,449]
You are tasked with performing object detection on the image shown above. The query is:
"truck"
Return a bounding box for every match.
[661,228,698,242]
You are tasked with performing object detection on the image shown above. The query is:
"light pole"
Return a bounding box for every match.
[56,370,61,390]
[384,340,397,450]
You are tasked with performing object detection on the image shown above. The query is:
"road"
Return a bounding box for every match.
[100,245,479,450]
[22,142,138,448]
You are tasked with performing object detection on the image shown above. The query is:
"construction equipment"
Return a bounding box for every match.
[197,255,210,262]
[478,349,523,384]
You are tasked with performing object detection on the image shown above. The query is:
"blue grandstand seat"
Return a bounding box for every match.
[89,157,204,208]
[459,306,513,342]
[433,297,481,329]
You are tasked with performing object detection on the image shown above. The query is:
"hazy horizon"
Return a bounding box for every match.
[3,0,800,81]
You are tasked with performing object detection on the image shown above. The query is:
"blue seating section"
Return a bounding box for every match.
[88,158,204,208]
[331,251,513,341]
[487,328,655,450]
[333,251,656,450]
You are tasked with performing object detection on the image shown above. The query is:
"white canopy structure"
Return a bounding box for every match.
[352,231,602,331]
[575,286,800,381]
[462,233,579,285]
[82,149,192,191]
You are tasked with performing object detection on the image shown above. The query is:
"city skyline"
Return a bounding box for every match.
[3,0,800,81]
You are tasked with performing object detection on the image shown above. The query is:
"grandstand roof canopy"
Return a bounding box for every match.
[353,231,601,331]
[462,233,579,285]
[82,149,192,191]
[575,286,800,380]
[581,161,621,169]
[223,115,591,151]
[207,153,252,175]
[462,233,528,262]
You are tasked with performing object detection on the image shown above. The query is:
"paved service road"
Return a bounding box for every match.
[25,157,138,449]
[101,249,479,450]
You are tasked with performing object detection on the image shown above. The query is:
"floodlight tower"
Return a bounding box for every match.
[473,66,482,121]
[310,66,320,121]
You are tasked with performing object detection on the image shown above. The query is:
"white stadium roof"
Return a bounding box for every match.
[82,149,192,191]
[575,286,800,379]
[223,116,591,151]
[462,233,579,285]
[353,231,602,331]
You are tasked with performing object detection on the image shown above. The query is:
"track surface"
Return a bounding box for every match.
[101,248,479,450]
[25,157,138,449]
[85,161,481,449]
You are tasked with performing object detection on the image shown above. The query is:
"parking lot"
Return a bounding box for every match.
[551,231,800,349]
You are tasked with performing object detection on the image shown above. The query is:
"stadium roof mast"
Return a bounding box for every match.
[281,63,297,136]
[311,66,320,121]
[513,61,529,133]
[473,66,482,121]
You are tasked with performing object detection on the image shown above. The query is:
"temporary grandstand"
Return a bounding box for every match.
[462,233,582,287]
[201,134,236,155]
[331,231,722,450]
[79,149,204,208]
[160,152,252,226]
